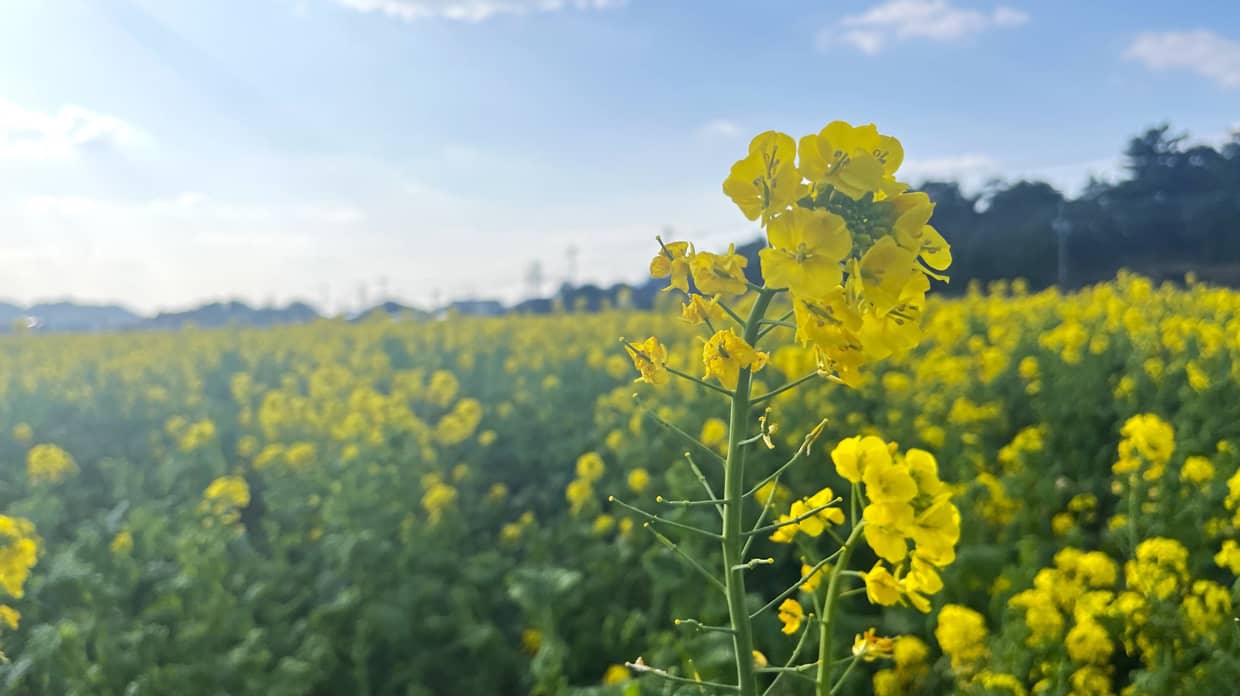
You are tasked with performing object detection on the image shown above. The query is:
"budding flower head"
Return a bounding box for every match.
[624,336,669,386]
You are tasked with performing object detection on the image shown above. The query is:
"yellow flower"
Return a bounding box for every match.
[0,515,38,599]
[1215,539,1240,574]
[624,336,669,386]
[650,241,693,293]
[26,443,78,485]
[486,483,508,504]
[890,191,951,271]
[722,130,802,222]
[798,121,904,200]
[759,208,851,297]
[975,671,1027,696]
[702,329,768,390]
[566,479,593,516]
[777,598,805,635]
[792,290,866,381]
[852,628,897,661]
[690,244,750,297]
[0,605,18,630]
[752,650,768,668]
[200,475,251,525]
[1125,537,1189,600]
[11,423,32,444]
[831,435,891,483]
[800,562,827,594]
[1118,413,1175,468]
[499,522,523,543]
[873,670,901,696]
[576,452,606,482]
[893,635,930,671]
[1051,513,1074,537]
[421,480,458,525]
[863,502,914,563]
[862,457,918,504]
[700,417,728,453]
[861,562,902,606]
[858,288,928,361]
[857,237,923,316]
[602,664,630,684]
[1181,455,1214,485]
[591,514,615,535]
[681,294,727,326]
[110,530,134,554]
[1065,619,1113,665]
[1011,588,1061,645]
[1068,666,1112,696]
[286,441,316,470]
[521,628,542,655]
[934,604,989,672]
[177,418,217,452]
[627,468,650,494]
[791,487,845,537]
[908,500,961,561]
[769,513,798,544]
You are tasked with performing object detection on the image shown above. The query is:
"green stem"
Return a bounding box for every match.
[683,453,725,518]
[750,372,819,406]
[717,300,748,327]
[816,521,865,696]
[646,527,727,594]
[665,364,735,397]
[609,497,721,539]
[722,288,775,696]
[829,655,861,696]
[756,309,795,341]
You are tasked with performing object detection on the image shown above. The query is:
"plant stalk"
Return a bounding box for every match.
[816,521,865,695]
[722,289,775,696]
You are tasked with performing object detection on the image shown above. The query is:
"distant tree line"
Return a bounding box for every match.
[922,125,1240,291]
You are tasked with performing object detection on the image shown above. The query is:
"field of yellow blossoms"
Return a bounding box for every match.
[1,274,1238,695]
[5,121,1240,696]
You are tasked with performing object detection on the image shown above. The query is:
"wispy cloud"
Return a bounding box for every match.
[1124,30,1240,89]
[901,153,1000,182]
[697,119,742,139]
[819,0,1029,55]
[0,100,144,160]
[332,0,624,22]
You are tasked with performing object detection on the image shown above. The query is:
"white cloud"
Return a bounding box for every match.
[332,0,624,22]
[1124,30,1240,89]
[0,100,143,160]
[697,119,742,139]
[901,153,1000,182]
[900,153,1125,196]
[820,0,1030,54]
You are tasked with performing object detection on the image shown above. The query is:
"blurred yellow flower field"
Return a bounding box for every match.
[1,268,1239,694]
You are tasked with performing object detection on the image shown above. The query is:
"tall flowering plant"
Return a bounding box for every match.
[615,121,960,695]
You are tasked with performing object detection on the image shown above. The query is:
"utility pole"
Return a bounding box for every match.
[525,260,545,299]
[1053,203,1071,288]
[565,245,579,287]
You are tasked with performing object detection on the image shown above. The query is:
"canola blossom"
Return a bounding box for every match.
[614,120,960,696]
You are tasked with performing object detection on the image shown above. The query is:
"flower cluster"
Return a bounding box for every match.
[199,475,251,527]
[832,436,960,612]
[0,514,38,659]
[26,443,77,485]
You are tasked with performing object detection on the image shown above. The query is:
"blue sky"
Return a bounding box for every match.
[1,0,1238,313]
